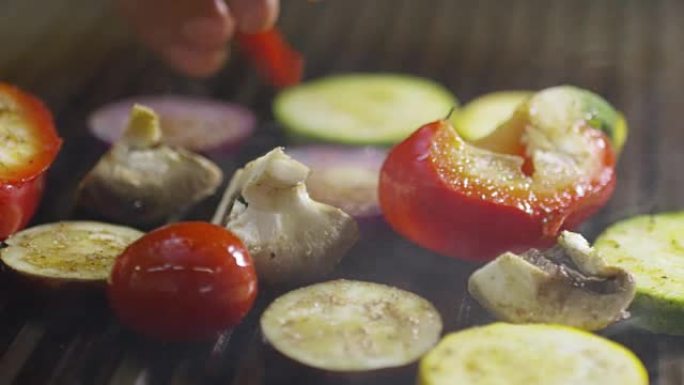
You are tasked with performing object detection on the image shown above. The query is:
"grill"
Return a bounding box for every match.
[1,0,684,384]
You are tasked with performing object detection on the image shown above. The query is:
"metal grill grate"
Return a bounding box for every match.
[2,0,684,384]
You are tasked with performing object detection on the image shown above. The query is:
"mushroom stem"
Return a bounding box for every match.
[122,104,162,148]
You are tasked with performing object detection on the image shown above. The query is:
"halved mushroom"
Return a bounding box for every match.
[79,105,223,226]
[212,148,359,286]
[467,231,636,331]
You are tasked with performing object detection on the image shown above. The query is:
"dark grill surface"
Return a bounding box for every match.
[1,0,684,384]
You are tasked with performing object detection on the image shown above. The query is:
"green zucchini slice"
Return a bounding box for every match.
[452,91,532,141]
[273,73,458,145]
[525,86,627,153]
[419,323,648,385]
[260,279,442,372]
[594,212,684,334]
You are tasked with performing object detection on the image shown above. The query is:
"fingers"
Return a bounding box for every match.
[118,0,281,77]
[164,43,230,78]
[227,0,279,33]
[118,0,235,78]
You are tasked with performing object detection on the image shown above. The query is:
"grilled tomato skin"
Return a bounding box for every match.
[108,222,258,341]
[379,120,616,261]
[0,83,62,239]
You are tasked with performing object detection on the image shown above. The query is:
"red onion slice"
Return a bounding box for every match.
[88,95,256,155]
[287,146,387,219]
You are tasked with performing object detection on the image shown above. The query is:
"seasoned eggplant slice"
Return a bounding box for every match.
[0,221,143,284]
[468,231,636,330]
[212,148,359,285]
[261,280,443,372]
[79,105,222,226]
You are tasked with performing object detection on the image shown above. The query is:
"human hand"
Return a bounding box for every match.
[118,0,279,78]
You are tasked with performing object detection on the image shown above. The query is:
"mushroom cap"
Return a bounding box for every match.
[468,231,636,330]
[79,105,222,226]
[214,148,359,285]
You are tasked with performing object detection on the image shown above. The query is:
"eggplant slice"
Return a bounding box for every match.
[468,231,636,330]
[79,105,222,226]
[261,280,443,372]
[0,221,143,284]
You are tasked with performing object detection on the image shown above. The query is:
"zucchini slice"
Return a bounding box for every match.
[273,73,458,145]
[594,212,684,334]
[260,279,442,372]
[524,86,627,154]
[452,91,532,141]
[419,323,648,385]
[0,221,143,283]
[456,87,628,154]
[613,112,629,155]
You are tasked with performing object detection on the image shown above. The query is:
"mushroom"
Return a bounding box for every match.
[212,148,359,286]
[79,105,222,226]
[467,231,636,331]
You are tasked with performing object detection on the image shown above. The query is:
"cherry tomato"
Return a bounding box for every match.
[379,118,616,261]
[108,222,258,341]
[0,83,62,239]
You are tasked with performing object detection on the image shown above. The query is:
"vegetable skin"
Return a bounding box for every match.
[213,148,359,285]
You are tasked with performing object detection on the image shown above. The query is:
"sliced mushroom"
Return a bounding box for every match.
[79,105,222,226]
[212,148,359,286]
[467,231,636,331]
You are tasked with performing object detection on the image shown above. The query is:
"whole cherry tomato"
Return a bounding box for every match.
[108,222,258,341]
[379,112,616,261]
[0,83,62,239]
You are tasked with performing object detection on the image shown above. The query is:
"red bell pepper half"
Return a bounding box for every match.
[379,94,617,261]
[0,83,62,239]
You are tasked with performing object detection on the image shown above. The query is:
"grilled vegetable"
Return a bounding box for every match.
[468,231,636,330]
[237,28,304,88]
[595,212,684,335]
[379,86,617,261]
[0,83,62,239]
[79,105,223,227]
[274,73,457,145]
[0,221,142,285]
[88,95,255,156]
[261,280,442,372]
[288,146,387,219]
[108,222,257,341]
[212,148,359,285]
[452,91,532,141]
[419,323,648,385]
[531,86,626,154]
[454,87,627,154]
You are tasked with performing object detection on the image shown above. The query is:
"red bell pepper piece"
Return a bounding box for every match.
[379,113,616,261]
[236,28,304,88]
[0,83,62,239]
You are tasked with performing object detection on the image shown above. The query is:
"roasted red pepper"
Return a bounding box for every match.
[0,83,62,239]
[379,92,617,261]
[237,28,304,88]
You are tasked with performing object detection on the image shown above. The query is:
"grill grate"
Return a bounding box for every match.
[2,0,684,384]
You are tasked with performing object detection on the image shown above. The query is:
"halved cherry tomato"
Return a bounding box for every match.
[237,28,304,88]
[108,222,258,341]
[0,83,62,239]
[379,115,616,261]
